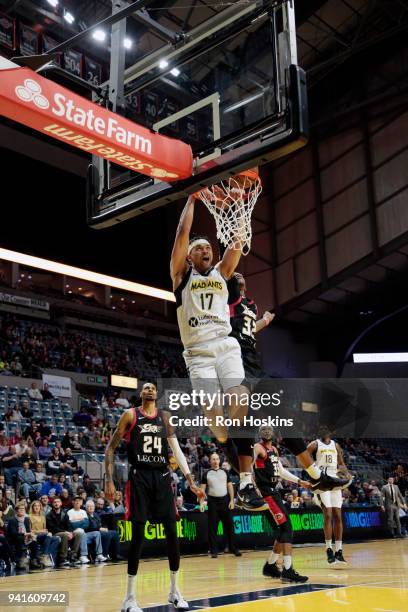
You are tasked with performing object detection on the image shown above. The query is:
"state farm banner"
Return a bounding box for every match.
[42,373,72,398]
[0,292,49,311]
[0,56,192,181]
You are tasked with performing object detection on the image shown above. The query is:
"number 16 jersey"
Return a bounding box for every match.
[175,264,231,349]
[124,407,169,471]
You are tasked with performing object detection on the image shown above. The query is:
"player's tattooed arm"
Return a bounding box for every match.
[171,194,196,289]
[104,410,132,499]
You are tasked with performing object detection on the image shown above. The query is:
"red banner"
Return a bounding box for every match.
[0,57,192,181]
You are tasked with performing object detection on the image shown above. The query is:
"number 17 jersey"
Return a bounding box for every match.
[124,407,169,471]
[175,264,231,349]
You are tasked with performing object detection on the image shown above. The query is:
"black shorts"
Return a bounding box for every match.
[241,348,267,381]
[257,485,289,527]
[125,467,177,524]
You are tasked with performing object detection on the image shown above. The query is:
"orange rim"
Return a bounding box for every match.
[234,168,262,186]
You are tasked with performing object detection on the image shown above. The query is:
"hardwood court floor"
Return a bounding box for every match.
[1,540,407,612]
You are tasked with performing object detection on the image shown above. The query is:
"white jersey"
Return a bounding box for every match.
[175,264,231,349]
[315,439,338,476]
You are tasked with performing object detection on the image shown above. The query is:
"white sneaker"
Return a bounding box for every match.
[168,590,189,610]
[80,556,90,564]
[120,596,143,612]
[96,554,107,562]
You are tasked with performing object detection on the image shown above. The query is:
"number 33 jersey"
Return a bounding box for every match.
[124,407,170,470]
[175,264,231,349]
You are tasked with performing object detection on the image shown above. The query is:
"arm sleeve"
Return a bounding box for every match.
[277,461,300,484]
[167,436,190,477]
[201,471,208,485]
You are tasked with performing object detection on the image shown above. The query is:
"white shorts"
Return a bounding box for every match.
[183,336,245,393]
[314,489,343,509]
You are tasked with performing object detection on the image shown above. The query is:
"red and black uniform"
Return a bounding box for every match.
[228,276,265,379]
[254,443,292,542]
[124,406,177,525]
[228,275,307,459]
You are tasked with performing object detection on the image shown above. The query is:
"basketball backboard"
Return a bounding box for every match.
[86,0,308,228]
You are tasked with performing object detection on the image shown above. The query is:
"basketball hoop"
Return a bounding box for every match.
[195,168,262,256]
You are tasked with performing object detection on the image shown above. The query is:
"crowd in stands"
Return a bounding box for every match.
[0,314,186,379]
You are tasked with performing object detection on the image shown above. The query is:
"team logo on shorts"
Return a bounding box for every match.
[189,317,199,327]
[275,513,283,521]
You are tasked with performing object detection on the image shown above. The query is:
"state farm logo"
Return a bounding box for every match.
[15,79,49,109]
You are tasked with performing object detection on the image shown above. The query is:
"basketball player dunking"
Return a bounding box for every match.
[228,271,351,493]
[105,382,203,612]
[307,427,348,567]
[254,425,309,583]
[171,194,265,511]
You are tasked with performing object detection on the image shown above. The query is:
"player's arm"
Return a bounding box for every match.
[170,195,196,290]
[278,461,311,489]
[104,409,133,500]
[306,440,317,455]
[255,312,275,333]
[219,245,242,280]
[163,411,204,501]
[336,443,346,469]
[253,442,265,460]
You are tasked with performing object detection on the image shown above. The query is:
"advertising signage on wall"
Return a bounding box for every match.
[0,13,16,50]
[116,507,386,557]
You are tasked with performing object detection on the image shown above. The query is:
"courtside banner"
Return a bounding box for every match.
[0,56,193,180]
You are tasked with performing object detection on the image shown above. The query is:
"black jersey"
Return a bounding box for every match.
[254,443,281,488]
[228,276,258,353]
[124,406,169,471]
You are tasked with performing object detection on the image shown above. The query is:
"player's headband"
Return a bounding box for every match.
[188,239,211,255]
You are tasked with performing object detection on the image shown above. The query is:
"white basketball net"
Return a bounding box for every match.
[196,172,262,256]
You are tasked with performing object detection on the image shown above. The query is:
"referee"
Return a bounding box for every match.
[200,453,241,558]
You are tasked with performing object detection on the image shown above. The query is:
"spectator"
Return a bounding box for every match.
[23,420,38,442]
[46,497,81,567]
[84,500,111,562]
[62,448,82,476]
[112,490,125,514]
[28,383,43,401]
[68,497,105,563]
[95,497,112,515]
[28,500,59,567]
[38,419,52,439]
[6,502,40,570]
[46,448,63,475]
[38,438,52,461]
[115,392,130,409]
[41,383,54,400]
[70,473,82,496]
[58,474,73,496]
[0,503,13,572]
[20,400,32,420]
[39,494,51,515]
[83,475,97,498]
[40,474,63,498]
[60,489,73,511]
[0,474,7,498]
[34,462,47,485]
[0,433,9,457]
[176,495,187,511]
[18,461,42,499]
[2,446,23,487]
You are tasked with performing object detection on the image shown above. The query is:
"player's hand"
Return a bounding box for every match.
[191,483,205,501]
[228,500,235,510]
[380,506,385,512]
[299,480,312,489]
[262,311,275,326]
[105,480,116,502]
